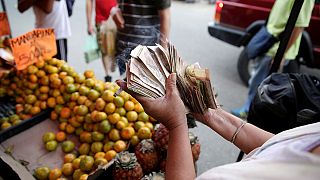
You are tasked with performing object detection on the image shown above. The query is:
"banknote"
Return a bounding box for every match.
[126,42,218,114]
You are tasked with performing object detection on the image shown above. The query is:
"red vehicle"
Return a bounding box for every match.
[208,0,320,85]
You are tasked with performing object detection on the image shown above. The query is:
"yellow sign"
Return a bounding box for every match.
[9,29,57,70]
[0,12,10,36]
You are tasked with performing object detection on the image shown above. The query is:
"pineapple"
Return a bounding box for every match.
[135,139,159,173]
[189,132,201,162]
[112,151,143,180]
[141,172,165,180]
[152,124,169,152]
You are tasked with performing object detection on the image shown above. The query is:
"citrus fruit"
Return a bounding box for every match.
[105,150,117,161]
[64,153,76,163]
[45,140,58,151]
[104,102,116,114]
[103,141,114,152]
[101,90,114,102]
[91,142,103,154]
[138,112,149,122]
[79,155,94,172]
[108,129,120,141]
[62,163,74,177]
[114,140,127,153]
[42,132,55,143]
[108,113,120,124]
[55,131,66,142]
[34,166,50,180]
[113,96,124,107]
[99,120,111,134]
[115,107,126,116]
[73,169,85,180]
[137,127,152,139]
[120,126,135,140]
[126,111,138,122]
[124,101,135,111]
[61,140,75,153]
[72,158,81,170]
[78,143,90,155]
[130,135,140,147]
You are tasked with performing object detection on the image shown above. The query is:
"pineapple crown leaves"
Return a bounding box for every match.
[115,151,138,170]
[141,172,165,180]
[188,132,199,145]
[138,139,156,153]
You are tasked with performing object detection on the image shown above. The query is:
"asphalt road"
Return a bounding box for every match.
[6,0,319,176]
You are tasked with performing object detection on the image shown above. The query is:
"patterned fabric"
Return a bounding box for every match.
[116,0,170,75]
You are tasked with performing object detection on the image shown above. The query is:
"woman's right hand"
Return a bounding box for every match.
[117,73,187,131]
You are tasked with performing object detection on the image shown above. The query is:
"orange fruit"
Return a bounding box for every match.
[64,153,77,163]
[65,124,75,134]
[130,135,140,147]
[105,150,117,161]
[126,111,138,122]
[134,103,144,113]
[79,155,94,172]
[101,90,114,102]
[137,126,152,139]
[124,101,135,111]
[80,131,92,143]
[145,122,154,130]
[119,91,130,102]
[62,163,74,177]
[60,107,71,119]
[59,122,67,131]
[108,113,121,124]
[103,141,114,152]
[34,166,50,180]
[29,74,38,83]
[56,131,66,142]
[40,101,47,110]
[114,140,127,153]
[134,121,145,131]
[56,95,65,105]
[91,142,103,154]
[94,157,108,167]
[48,168,62,180]
[116,121,126,130]
[72,158,81,170]
[94,152,106,159]
[104,102,116,114]
[73,169,85,180]
[78,143,90,155]
[115,107,126,116]
[120,126,135,140]
[113,96,124,108]
[79,174,89,180]
[108,129,120,141]
[138,112,149,122]
[30,106,41,115]
[47,97,56,108]
[84,70,95,79]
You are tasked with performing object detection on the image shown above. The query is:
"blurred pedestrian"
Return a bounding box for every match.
[231,0,315,118]
[111,0,171,77]
[86,0,118,82]
[18,0,72,62]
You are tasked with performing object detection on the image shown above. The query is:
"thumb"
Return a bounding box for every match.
[165,73,178,95]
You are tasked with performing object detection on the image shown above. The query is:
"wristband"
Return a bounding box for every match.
[231,121,246,144]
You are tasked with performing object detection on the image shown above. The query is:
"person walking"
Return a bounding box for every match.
[18,0,72,62]
[231,0,315,118]
[111,0,171,77]
[86,0,118,82]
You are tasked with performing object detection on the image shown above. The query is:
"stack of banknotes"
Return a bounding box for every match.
[126,42,218,114]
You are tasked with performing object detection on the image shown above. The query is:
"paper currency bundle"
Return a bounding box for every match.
[126,42,218,114]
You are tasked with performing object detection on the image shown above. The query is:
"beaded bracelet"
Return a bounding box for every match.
[231,121,247,144]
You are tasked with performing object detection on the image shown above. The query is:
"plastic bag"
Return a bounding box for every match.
[84,35,100,64]
[100,17,117,57]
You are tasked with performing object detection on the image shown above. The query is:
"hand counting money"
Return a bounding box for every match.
[126,42,218,114]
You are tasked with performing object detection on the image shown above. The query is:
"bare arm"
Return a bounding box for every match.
[278,27,304,70]
[158,7,171,42]
[116,74,195,180]
[194,108,274,154]
[86,0,94,34]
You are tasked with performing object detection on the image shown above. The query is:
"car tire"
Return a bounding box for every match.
[237,48,251,86]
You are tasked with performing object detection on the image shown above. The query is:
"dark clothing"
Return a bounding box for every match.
[54,39,68,62]
[116,0,171,75]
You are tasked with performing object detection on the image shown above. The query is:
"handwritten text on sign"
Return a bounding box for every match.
[0,12,11,36]
[9,29,57,70]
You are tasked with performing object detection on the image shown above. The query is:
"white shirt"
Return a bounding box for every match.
[33,0,71,39]
[196,122,320,180]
